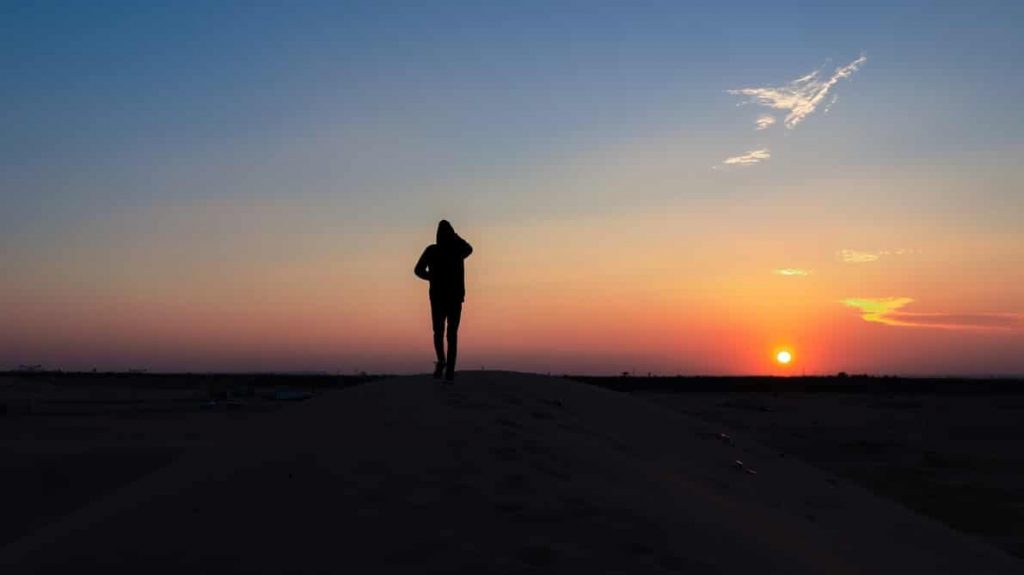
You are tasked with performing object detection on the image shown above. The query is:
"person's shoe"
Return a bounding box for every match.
[433,361,445,379]
[444,367,455,382]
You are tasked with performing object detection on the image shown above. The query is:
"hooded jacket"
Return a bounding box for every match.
[414,220,473,302]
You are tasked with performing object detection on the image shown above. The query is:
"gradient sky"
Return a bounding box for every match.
[3,0,1022,375]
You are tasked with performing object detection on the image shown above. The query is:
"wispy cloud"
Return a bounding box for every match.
[839,248,912,263]
[842,298,1024,331]
[721,148,770,166]
[842,297,915,325]
[823,94,840,115]
[840,249,881,263]
[755,114,776,130]
[887,313,1024,330]
[729,54,867,129]
[774,268,812,277]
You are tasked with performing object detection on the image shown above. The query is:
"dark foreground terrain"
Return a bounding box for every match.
[1,371,1021,571]
[0,371,374,547]
[573,375,1024,558]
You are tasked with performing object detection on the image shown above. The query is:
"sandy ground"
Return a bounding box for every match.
[1,372,1021,573]
[637,390,1024,559]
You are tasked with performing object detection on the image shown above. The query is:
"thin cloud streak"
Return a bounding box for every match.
[839,248,912,263]
[774,268,812,276]
[842,298,1024,331]
[842,297,915,325]
[840,249,881,263]
[729,54,867,129]
[755,114,776,130]
[721,148,770,166]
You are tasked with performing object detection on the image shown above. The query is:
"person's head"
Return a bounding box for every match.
[436,219,456,244]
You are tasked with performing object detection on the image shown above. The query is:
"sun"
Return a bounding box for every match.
[776,350,793,365]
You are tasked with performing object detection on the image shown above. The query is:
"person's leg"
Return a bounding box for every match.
[445,301,463,379]
[430,298,445,375]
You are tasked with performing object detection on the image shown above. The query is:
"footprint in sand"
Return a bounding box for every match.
[501,394,524,406]
[497,417,523,429]
[495,501,526,514]
[540,398,565,410]
[500,472,531,492]
[530,459,571,480]
[517,544,559,567]
[491,445,522,462]
[520,438,546,455]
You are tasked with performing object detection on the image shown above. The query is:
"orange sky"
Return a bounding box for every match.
[4,188,1022,374]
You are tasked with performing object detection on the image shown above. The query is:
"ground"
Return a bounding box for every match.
[1,371,1020,573]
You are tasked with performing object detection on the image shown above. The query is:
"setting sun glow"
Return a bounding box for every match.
[776,351,793,365]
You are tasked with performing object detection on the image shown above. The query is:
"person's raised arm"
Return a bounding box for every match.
[459,236,473,259]
[414,246,432,280]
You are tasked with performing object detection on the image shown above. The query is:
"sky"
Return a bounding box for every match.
[2,0,1023,375]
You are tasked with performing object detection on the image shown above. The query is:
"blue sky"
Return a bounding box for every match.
[4,1,1020,219]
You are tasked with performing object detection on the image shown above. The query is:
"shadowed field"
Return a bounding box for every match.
[1,371,1021,573]
[572,375,1024,558]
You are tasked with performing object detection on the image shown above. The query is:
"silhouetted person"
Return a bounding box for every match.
[415,220,473,381]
